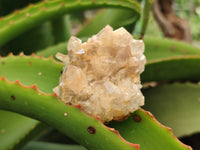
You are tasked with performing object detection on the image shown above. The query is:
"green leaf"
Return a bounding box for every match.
[109,109,191,150]
[22,142,86,150]
[50,15,71,44]
[36,42,68,58]
[0,0,141,47]
[142,55,200,82]
[143,83,200,137]
[0,54,62,149]
[0,0,54,56]
[1,22,54,55]
[0,54,62,150]
[144,37,200,61]
[139,0,153,39]
[0,54,191,150]
[77,8,139,38]
[0,78,139,150]
[0,54,63,93]
[0,110,44,150]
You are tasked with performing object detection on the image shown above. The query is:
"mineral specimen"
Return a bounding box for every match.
[54,25,146,123]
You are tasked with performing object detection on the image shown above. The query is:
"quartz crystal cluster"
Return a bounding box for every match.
[54,25,146,123]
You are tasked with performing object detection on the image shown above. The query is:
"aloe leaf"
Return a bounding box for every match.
[0,0,55,56]
[50,15,71,44]
[0,53,62,149]
[0,0,40,15]
[1,22,54,55]
[144,37,200,61]
[0,78,139,150]
[0,54,197,149]
[36,42,68,58]
[0,55,58,150]
[139,0,153,39]
[109,109,191,150]
[142,55,200,82]
[0,78,192,150]
[22,142,86,150]
[0,0,141,47]
[0,54,192,149]
[77,8,139,38]
[0,110,45,150]
[0,54,63,93]
[0,78,191,150]
[143,83,200,137]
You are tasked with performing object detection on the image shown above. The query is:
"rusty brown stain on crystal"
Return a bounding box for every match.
[198,97,200,102]
[113,113,130,122]
[87,126,96,134]
[133,114,142,122]
[2,61,5,65]
[11,95,16,100]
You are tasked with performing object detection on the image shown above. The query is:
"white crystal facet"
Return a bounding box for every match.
[54,25,146,122]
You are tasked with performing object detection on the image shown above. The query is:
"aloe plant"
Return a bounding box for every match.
[0,0,200,150]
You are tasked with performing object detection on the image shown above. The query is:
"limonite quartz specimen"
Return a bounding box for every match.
[54,25,146,123]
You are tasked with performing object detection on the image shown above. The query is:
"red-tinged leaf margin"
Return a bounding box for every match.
[0,76,57,97]
[0,76,140,150]
[0,52,64,94]
[0,52,64,69]
[142,82,200,137]
[109,108,192,150]
[10,52,64,65]
[141,109,192,150]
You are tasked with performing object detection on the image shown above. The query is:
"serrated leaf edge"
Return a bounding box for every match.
[141,108,192,150]
[0,52,64,65]
[0,76,140,150]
